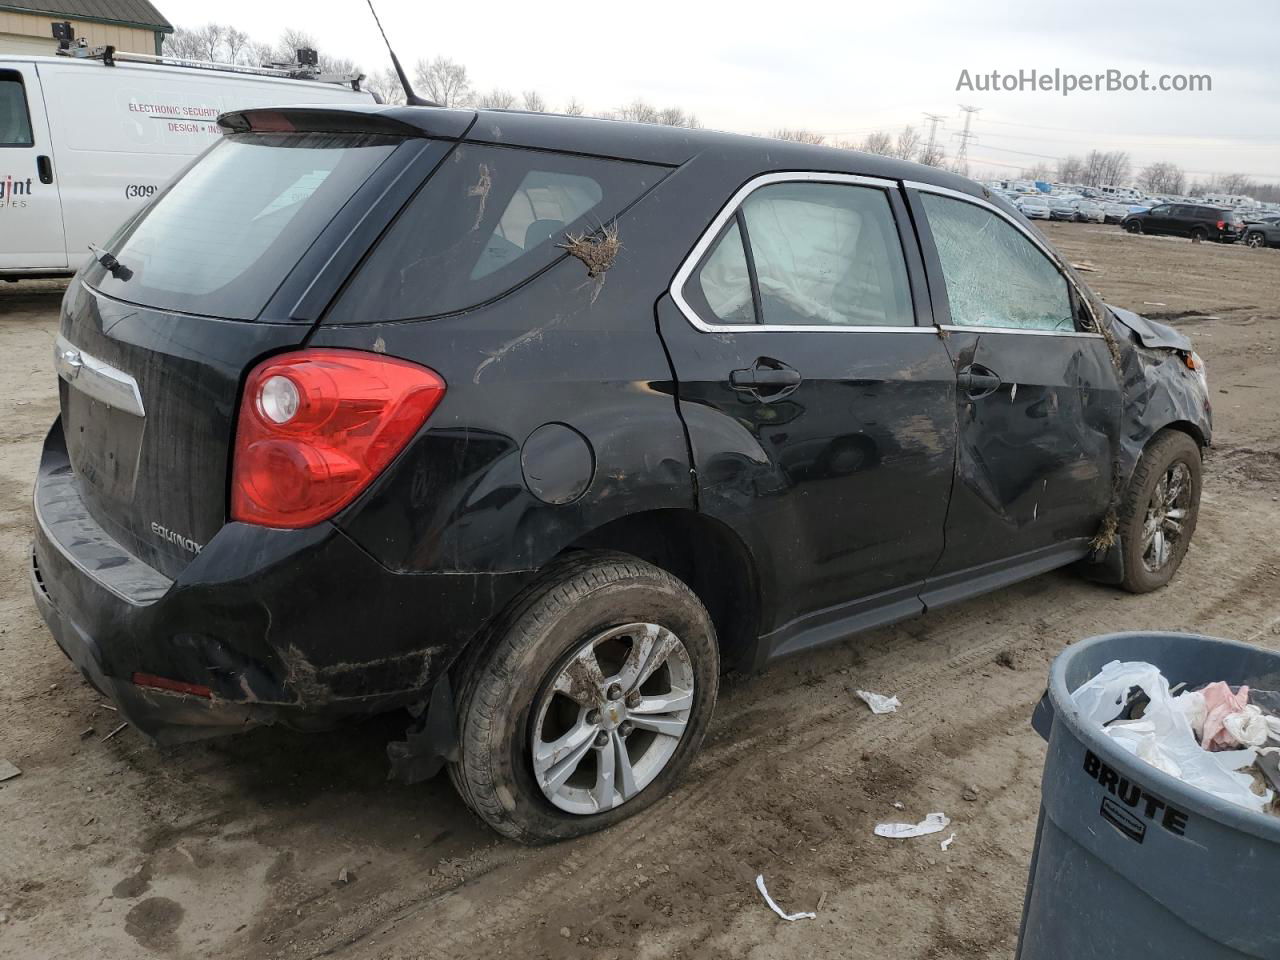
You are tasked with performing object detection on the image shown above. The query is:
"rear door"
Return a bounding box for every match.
[908,186,1122,605]
[661,173,958,650]
[1144,203,1176,235]
[0,63,67,271]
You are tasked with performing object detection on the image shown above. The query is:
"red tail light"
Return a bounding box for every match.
[231,349,446,528]
[1217,220,1226,230]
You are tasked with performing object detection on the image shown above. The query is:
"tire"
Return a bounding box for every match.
[1247,231,1266,249]
[1124,219,1142,234]
[1190,227,1207,243]
[1117,431,1202,593]
[449,552,719,843]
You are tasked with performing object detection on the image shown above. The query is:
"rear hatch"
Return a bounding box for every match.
[60,125,407,579]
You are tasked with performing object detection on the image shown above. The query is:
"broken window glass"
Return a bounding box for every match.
[739,182,914,327]
[922,193,1074,332]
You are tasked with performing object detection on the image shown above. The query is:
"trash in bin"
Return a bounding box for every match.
[1071,659,1273,814]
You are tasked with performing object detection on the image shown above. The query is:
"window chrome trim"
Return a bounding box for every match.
[937,324,1103,339]
[903,180,1103,332]
[669,171,932,335]
[54,334,146,418]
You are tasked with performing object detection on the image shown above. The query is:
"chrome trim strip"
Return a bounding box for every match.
[54,334,145,418]
[902,180,1102,330]
[668,171,928,335]
[937,325,1103,339]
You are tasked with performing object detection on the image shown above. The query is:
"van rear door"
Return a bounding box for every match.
[0,63,67,273]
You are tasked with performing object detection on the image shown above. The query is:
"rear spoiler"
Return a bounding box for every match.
[217,105,475,140]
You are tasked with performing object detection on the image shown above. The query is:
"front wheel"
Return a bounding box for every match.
[1117,431,1202,593]
[1124,220,1142,234]
[449,553,719,843]
[1247,231,1266,249]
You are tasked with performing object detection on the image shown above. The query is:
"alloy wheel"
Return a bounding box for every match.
[1141,462,1192,573]
[1247,232,1264,248]
[531,623,695,815]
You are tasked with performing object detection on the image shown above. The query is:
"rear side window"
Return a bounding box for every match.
[328,144,664,323]
[90,132,399,319]
[683,181,915,328]
[922,192,1074,332]
[0,73,34,147]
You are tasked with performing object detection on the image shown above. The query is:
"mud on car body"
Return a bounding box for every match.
[32,104,1211,842]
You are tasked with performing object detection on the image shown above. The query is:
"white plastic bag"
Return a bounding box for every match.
[1070,660,1271,813]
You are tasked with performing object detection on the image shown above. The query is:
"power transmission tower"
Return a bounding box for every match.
[953,104,980,176]
[921,113,945,167]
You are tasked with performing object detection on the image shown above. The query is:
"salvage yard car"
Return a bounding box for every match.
[1122,202,1246,243]
[32,104,1212,843]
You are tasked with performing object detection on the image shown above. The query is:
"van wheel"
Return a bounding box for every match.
[1125,220,1142,234]
[1117,431,1202,593]
[1190,227,1207,243]
[449,553,718,843]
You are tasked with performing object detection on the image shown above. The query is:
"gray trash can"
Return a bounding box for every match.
[1018,631,1280,960]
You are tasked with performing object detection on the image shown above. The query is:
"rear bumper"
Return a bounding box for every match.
[32,419,531,744]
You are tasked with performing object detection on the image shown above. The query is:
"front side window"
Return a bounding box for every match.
[683,181,914,328]
[922,192,1074,332]
[0,74,34,147]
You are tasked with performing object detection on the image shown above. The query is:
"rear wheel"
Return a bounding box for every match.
[449,553,718,843]
[1118,431,1202,593]
[1190,226,1207,243]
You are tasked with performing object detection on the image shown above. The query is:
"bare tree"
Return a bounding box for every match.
[858,130,894,155]
[1056,154,1087,183]
[222,26,250,64]
[164,25,206,59]
[1218,172,1256,195]
[917,141,946,167]
[1138,161,1186,194]
[772,128,826,144]
[367,68,405,105]
[414,56,473,107]
[562,98,586,117]
[658,106,699,127]
[1021,162,1053,181]
[475,88,518,109]
[522,90,547,112]
[894,125,922,162]
[613,100,698,127]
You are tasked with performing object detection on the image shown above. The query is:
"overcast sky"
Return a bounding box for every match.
[161,0,1279,184]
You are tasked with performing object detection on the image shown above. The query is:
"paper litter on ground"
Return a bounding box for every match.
[755,874,816,922]
[940,832,956,851]
[856,690,901,714]
[874,812,951,839]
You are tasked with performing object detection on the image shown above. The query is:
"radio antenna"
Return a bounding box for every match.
[365,0,439,107]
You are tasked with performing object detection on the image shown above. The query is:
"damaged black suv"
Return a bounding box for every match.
[32,105,1211,843]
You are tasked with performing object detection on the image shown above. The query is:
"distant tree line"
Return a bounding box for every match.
[1015,151,1276,201]
[770,125,947,168]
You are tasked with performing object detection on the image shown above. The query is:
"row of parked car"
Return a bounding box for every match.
[998,189,1280,248]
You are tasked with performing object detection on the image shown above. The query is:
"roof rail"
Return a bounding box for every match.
[53,43,364,90]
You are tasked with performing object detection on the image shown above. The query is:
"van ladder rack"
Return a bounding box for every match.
[53,44,364,90]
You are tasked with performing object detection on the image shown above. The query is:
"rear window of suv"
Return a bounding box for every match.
[326,144,665,323]
[88,132,399,320]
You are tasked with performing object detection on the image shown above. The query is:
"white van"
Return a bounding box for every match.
[1,52,374,279]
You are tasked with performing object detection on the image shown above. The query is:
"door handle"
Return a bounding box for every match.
[730,358,802,403]
[36,155,53,184]
[958,363,1002,399]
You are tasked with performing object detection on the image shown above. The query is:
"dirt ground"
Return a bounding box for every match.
[2,223,1279,960]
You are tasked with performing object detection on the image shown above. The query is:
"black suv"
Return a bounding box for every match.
[1121,202,1245,242]
[32,105,1211,842]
